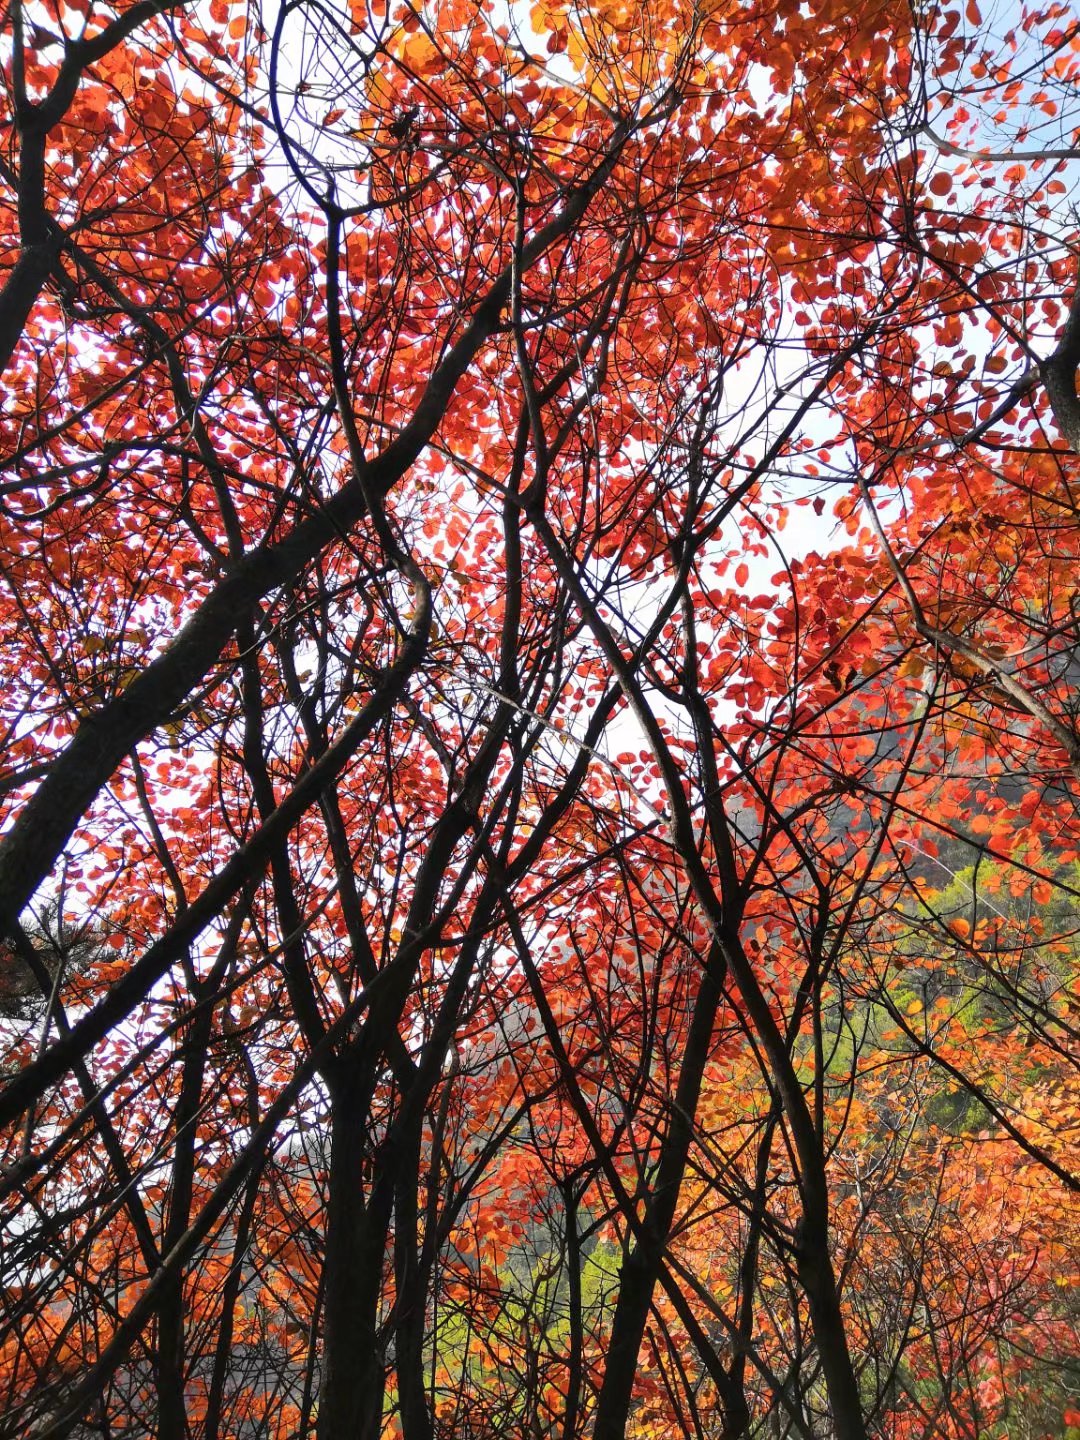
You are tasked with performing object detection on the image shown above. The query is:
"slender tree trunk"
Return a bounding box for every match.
[156,1001,215,1440]
[593,958,747,1440]
[317,1076,386,1440]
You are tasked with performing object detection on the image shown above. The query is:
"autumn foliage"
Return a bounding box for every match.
[0,0,1078,1436]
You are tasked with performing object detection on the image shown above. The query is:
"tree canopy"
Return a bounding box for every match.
[0,0,1078,1437]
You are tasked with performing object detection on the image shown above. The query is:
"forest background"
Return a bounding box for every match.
[0,0,1078,1436]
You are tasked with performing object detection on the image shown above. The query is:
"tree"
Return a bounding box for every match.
[1,0,1078,1436]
